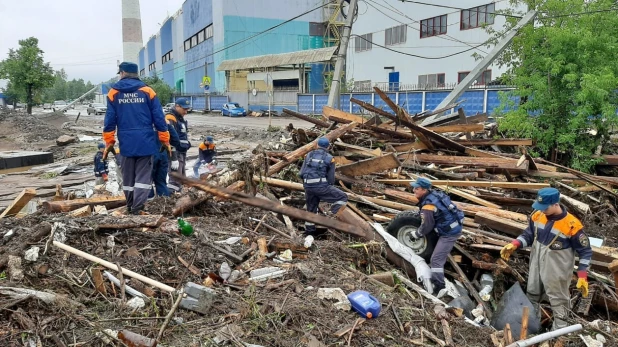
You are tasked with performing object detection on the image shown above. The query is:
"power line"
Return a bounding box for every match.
[398,0,523,19]
[155,2,331,78]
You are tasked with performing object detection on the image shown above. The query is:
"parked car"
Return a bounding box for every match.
[52,100,74,111]
[87,103,107,115]
[163,103,175,114]
[43,103,52,110]
[222,103,246,117]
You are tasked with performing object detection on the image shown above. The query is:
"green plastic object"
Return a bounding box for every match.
[177,218,194,236]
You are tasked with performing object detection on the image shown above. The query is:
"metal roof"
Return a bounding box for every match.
[217,47,337,71]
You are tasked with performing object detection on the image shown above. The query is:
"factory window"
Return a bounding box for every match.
[191,36,198,47]
[385,25,406,46]
[354,33,372,52]
[148,62,156,72]
[162,50,173,64]
[184,24,213,51]
[198,29,205,43]
[418,73,445,88]
[458,70,492,84]
[205,25,213,39]
[353,80,372,92]
[184,40,190,51]
[461,3,495,30]
[420,15,447,38]
[139,69,145,76]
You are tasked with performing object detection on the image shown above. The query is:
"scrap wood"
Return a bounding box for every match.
[337,153,400,176]
[334,318,366,337]
[250,217,293,239]
[420,327,447,347]
[399,154,529,173]
[178,256,201,276]
[334,141,382,157]
[0,188,36,219]
[283,108,331,128]
[0,286,82,308]
[436,186,502,209]
[156,288,184,342]
[455,138,534,146]
[43,195,126,213]
[96,215,166,230]
[401,163,477,180]
[375,179,549,190]
[447,254,493,319]
[426,123,484,133]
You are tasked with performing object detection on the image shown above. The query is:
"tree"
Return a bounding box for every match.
[0,37,55,114]
[142,76,174,106]
[486,0,618,171]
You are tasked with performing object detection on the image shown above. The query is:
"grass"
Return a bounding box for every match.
[40,172,59,179]
[267,125,282,132]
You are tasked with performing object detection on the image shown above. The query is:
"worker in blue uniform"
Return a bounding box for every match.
[149,120,180,197]
[409,177,464,294]
[94,143,109,185]
[193,136,217,178]
[501,187,592,330]
[103,62,170,215]
[165,98,192,192]
[298,137,348,235]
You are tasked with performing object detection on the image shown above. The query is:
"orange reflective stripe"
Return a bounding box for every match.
[531,211,546,224]
[107,89,119,102]
[199,143,206,151]
[165,114,177,123]
[422,204,437,212]
[158,131,170,143]
[553,213,583,236]
[102,131,116,143]
[139,86,156,100]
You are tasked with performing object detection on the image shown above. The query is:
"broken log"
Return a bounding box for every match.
[0,188,36,218]
[266,121,358,176]
[337,153,400,177]
[282,108,331,128]
[376,179,549,190]
[426,123,484,133]
[401,163,477,180]
[43,196,126,213]
[96,215,166,230]
[398,154,529,173]
[171,173,366,237]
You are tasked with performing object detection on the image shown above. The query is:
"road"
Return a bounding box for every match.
[34,106,314,129]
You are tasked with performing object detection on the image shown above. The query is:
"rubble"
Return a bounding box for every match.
[1,98,618,346]
[55,134,78,146]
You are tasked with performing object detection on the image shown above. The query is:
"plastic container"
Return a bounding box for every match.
[347,290,381,319]
[478,273,494,301]
[177,218,194,236]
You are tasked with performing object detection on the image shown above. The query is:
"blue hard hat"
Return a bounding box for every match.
[410,177,432,189]
[205,136,214,142]
[117,61,138,74]
[317,137,330,148]
[532,187,560,211]
[175,98,191,109]
[98,142,105,149]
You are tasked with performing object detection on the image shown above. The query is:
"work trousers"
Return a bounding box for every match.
[149,152,170,198]
[122,156,153,213]
[527,241,575,330]
[168,152,186,192]
[95,177,105,186]
[304,184,348,233]
[193,159,213,177]
[115,153,124,187]
[430,234,460,291]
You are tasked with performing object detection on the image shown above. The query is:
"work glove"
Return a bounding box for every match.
[160,142,172,158]
[170,160,179,171]
[500,242,519,261]
[102,142,116,160]
[211,159,217,166]
[102,173,108,182]
[576,271,589,298]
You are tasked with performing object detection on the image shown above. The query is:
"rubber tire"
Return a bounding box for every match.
[386,210,439,261]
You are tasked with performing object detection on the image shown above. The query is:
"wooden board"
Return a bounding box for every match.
[337,153,400,177]
[0,188,36,218]
[456,138,534,146]
[426,124,484,133]
[398,154,529,173]
[375,179,549,190]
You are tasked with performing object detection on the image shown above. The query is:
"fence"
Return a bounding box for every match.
[172,94,229,111]
[297,86,518,116]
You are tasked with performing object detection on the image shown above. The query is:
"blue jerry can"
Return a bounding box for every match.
[347,290,381,319]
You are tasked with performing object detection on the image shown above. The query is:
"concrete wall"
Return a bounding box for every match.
[183,0,214,94]
[146,37,156,77]
[172,11,185,93]
[155,34,162,77]
[160,18,174,86]
[347,0,522,87]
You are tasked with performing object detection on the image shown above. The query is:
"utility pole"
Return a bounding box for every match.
[326,0,358,108]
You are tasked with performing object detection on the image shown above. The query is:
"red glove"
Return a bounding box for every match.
[102,173,108,182]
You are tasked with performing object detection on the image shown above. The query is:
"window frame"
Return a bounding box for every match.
[420,14,447,38]
[460,3,495,30]
[418,73,446,88]
[205,25,213,39]
[385,24,406,46]
[184,40,190,51]
[457,70,492,84]
[355,33,372,52]
[197,29,205,43]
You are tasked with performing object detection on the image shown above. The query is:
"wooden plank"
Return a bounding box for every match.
[434,186,502,209]
[323,106,369,124]
[337,153,400,177]
[456,138,534,146]
[426,123,484,133]
[282,108,330,128]
[334,142,382,157]
[68,205,92,217]
[458,108,472,140]
[0,188,36,218]
[399,154,529,173]
[42,196,127,213]
[375,179,548,190]
[474,212,526,237]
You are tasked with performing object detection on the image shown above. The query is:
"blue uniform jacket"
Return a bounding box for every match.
[516,206,593,272]
[299,148,335,187]
[103,78,168,157]
[165,109,191,153]
[93,151,108,177]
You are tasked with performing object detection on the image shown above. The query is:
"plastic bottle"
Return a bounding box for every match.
[177,218,194,236]
[347,290,381,319]
[478,274,494,301]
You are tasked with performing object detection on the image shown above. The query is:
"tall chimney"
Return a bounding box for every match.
[121,0,143,63]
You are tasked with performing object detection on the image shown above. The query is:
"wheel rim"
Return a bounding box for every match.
[396,226,427,255]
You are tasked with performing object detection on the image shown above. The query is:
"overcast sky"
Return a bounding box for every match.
[0,0,185,88]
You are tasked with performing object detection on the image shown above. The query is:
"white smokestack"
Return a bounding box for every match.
[121,0,143,63]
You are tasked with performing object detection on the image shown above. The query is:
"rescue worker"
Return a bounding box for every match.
[193,136,217,178]
[165,98,192,192]
[102,61,170,215]
[298,137,348,236]
[94,143,109,185]
[409,177,464,294]
[149,121,180,197]
[501,187,592,330]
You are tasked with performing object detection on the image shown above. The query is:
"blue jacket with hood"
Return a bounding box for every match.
[103,78,168,157]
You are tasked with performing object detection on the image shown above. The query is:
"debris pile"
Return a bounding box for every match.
[1,90,617,346]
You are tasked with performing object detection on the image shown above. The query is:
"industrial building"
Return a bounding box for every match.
[346,0,520,91]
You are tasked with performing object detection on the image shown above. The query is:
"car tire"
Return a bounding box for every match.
[386,210,438,261]
[87,111,91,115]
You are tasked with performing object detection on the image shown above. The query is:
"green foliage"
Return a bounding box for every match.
[487,0,618,171]
[41,69,96,103]
[0,37,55,114]
[142,75,174,106]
